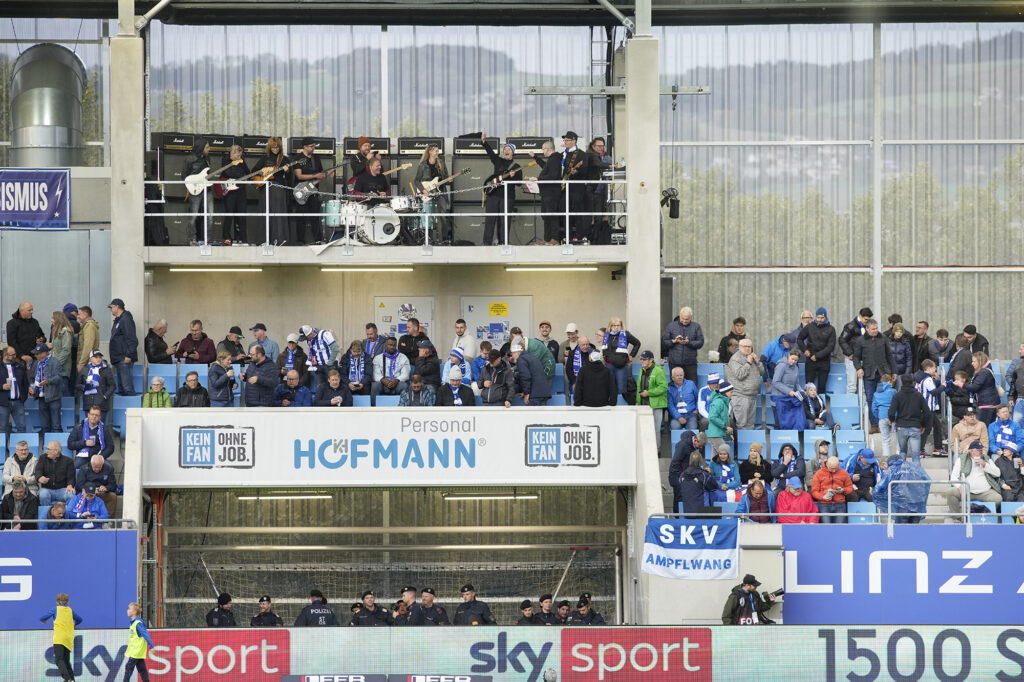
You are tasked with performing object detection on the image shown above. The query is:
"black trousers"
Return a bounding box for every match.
[567,186,589,241]
[590,190,611,244]
[222,190,247,242]
[539,191,564,242]
[123,657,151,682]
[55,644,74,681]
[483,192,513,245]
[292,195,322,244]
[805,358,830,394]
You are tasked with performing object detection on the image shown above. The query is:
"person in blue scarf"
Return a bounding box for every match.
[797,307,837,394]
[338,340,369,396]
[709,444,742,501]
[441,347,472,386]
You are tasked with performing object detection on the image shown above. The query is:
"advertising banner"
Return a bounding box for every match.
[0,168,71,230]
[141,408,637,487]
[5,626,1024,681]
[0,530,137,629]
[641,518,739,580]
[783,525,1024,624]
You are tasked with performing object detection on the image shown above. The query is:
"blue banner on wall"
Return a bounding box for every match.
[0,168,71,230]
[783,525,1024,624]
[0,530,137,628]
[642,517,739,579]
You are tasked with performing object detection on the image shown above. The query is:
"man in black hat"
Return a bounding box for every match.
[536,594,558,625]
[420,587,449,626]
[722,574,776,625]
[294,589,339,626]
[393,585,424,626]
[566,597,605,625]
[555,599,571,624]
[292,136,329,244]
[206,593,236,627]
[454,584,495,626]
[350,590,394,626]
[107,298,138,396]
[250,595,284,627]
[559,131,592,242]
[217,326,249,364]
[515,600,543,625]
[29,342,64,433]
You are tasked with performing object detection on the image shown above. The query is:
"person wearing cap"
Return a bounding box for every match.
[144,319,176,365]
[275,333,310,387]
[993,440,1024,503]
[29,342,64,433]
[726,338,767,430]
[76,454,117,516]
[843,448,880,502]
[273,369,313,407]
[299,324,339,391]
[242,345,278,407]
[534,594,558,625]
[250,595,284,627]
[559,323,580,366]
[248,323,280,363]
[392,586,424,626]
[337,340,369,395]
[947,440,1003,515]
[636,349,668,429]
[739,442,772,488]
[510,342,551,406]
[950,407,987,456]
[217,326,249,364]
[514,599,543,626]
[372,336,411,402]
[555,600,571,624]
[558,131,591,242]
[107,299,138,396]
[566,597,605,626]
[437,366,475,407]
[479,133,522,246]
[530,139,565,244]
[811,455,855,523]
[7,302,46,366]
[295,589,339,626]
[536,321,559,361]
[667,366,699,432]
[776,476,819,524]
[454,584,495,626]
[478,350,515,407]
[419,587,450,625]
[292,136,329,244]
[1,477,38,530]
[796,308,837,394]
[0,344,29,433]
[398,318,429,362]
[349,135,378,181]
[174,319,216,365]
[74,349,114,422]
[441,347,472,387]
[988,404,1024,457]
[66,481,109,529]
[413,339,442,389]
[68,404,114,469]
[573,347,617,408]
[206,592,236,627]
[565,334,598,397]
[709,443,742,500]
[706,380,734,453]
[722,574,776,625]
[695,371,719,431]
[350,590,394,626]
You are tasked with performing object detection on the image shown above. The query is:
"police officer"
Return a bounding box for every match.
[350,590,394,626]
[393,585,424,626]
[566,598,606,625]
[420,587,450,625]
[454,584,496,626]
[555,600,571,624]
[206,593,236,627]
[536,594,558,625]
[514,599,543,625]
[250,595,284,627]
[294,589,339,626]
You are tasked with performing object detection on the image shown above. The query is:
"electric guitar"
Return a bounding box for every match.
[561,160,584,190]
[421,167,470,194]
[184,160,242,196]
[213,158,306,197]
[485,161,537,194]
[292,159,352,205]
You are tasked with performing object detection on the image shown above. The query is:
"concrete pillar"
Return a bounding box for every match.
[109,35,146,322]
[623,36,662,353]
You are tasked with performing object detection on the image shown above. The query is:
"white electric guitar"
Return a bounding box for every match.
[184,160,242,196]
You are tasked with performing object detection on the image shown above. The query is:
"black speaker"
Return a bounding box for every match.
[451,136,497,204]
[507,137,552,202]
[241,135,274,202]
[288,136,338,198]
[154,132,194,200]
[396,137,444,197]
[341,137,391,189]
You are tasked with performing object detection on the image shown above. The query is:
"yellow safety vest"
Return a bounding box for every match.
[127,618,149,659]
[52,605,75,650]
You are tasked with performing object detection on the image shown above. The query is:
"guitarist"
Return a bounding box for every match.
[414,144,452,244]
[481,133,521,246]
[560,131,591,243]
[254,137,292,245]
[220,145,250,244]
[182,138,211,243]
[291,137,329,244]
[531,140,564,245]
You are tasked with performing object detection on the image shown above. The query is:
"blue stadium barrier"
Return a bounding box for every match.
[1000,501,1023,523]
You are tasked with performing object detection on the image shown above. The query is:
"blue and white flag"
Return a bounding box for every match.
[642,517,739,580]
[0,168,71,230]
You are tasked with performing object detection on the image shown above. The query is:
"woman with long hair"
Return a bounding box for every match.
[50,311,74,395]
[414,144,452,243]
[254,136,292,245]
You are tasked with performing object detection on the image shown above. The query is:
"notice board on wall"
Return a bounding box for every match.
[373,296,435,338]
[460,295,533,346]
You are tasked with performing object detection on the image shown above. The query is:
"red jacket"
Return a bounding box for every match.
[811,467,855,504]
[776,489,819,523]
[175,333,217,364]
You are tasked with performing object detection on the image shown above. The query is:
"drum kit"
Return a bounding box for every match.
[321,195,428,245]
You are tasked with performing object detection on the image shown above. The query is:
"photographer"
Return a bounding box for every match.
[722,574,779,625]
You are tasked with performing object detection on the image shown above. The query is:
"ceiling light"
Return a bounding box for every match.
[321,267,414,272]
[442,493,538,502]
[505,266,598,272]
[237,494,332,501]
[168,267,263,273]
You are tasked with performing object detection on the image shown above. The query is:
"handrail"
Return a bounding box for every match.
[0,517,137,529]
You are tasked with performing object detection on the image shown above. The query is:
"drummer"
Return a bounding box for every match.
[352,157,391,206]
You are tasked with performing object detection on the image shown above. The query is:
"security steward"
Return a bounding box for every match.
[206,592,236,627]
[420,587,450,625]
[566,597,606,625]
[722,573,776,625]
[453,584,496,626]
[514,599,543,625]
[394,585,424,626]
[250,595,284,627]
[536,594,559,625]
[294,589,339,626]
[350,590,394,626]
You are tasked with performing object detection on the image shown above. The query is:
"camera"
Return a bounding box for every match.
[761,588,785,602]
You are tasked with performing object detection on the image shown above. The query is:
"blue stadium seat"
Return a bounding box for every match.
[616,395,628,406]
[43,432,72,457]
[835,429,865,444]
[825,371,847,394]
[375,395,400,407]
[803,429,833,459]
[835,441,865,460]
[510,395,525,406]
[705,442,732,460]
[697,363,722,376]
[60,398,77,431]
[352,395,371,407]
[848,500,878,523]
[1000,501,1023,523]
[131,363,145,394]
[554,363,565,378]
[179,363,210,388]
[735,430,765,461]
[829,394,860,429]
[146,364,178,394]
[474,395,483,406]
[770,430,800,459]
[718,501,739,516]
[970,501,998,524]
[38,505,51,520]
[670,429,684,456]
[24,405,41,433]
[7,432,40,457]
[111,394,140,434]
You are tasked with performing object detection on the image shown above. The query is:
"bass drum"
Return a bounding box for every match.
[356,206,401,245]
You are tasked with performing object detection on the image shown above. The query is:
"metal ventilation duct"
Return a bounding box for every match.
[10,43,87,167]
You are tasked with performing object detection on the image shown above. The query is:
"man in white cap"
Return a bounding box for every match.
[697,372,720,431]
[300,324,338,392]
[437,366,475,407]
[560,323,580,364]
[510,344,551,406]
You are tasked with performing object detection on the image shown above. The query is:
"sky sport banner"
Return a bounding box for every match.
[0,168,71,229]
[641,517,739,580]
[139,408,637,487]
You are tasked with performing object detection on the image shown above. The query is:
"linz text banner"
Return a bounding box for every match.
[642,517,739,580]
[0,168,71,230]
[139,408,637,487]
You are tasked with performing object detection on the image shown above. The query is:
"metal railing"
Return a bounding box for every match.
[144,176,625,253]
[0,517,136,530]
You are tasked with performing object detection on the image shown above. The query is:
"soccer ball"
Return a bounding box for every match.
[543,668,558,682]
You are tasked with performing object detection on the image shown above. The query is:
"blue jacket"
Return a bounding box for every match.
[770,361,799,396]
[759,336,788,372]
[514,352,551,400]
[208,363,236,403]
[871,382,895,421]
[67,492,109,523]
[843,452,879,478]
[710,459,741,490]
[243,358,279,407]
[29,355,64,404]
[109,310,138,363]
[889,339,912,375]
[471,356,487,383]
[735,487,776,522]
[988,418,1024,455]
[273,383,313,407]
[964,364,1000,408]
[667,380,698,421]
[873,456,930,515]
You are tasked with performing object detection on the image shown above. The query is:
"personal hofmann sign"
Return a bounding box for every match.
[141,408,636,487]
